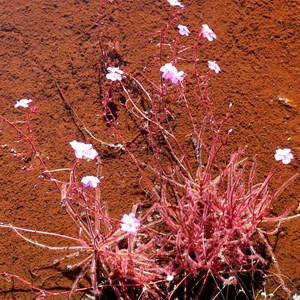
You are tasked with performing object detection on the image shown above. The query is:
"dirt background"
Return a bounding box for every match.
[0,0,300,299]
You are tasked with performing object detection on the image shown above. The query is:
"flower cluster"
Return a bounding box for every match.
[105,16,219,86]
[164,2,220,79]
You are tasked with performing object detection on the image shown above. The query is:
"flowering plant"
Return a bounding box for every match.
[0,1,298,300]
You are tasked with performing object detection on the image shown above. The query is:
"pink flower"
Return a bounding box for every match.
[160,62,184,84]
[208,60,221,73]
[70,140,98,160]
[121,213,140,234]
[201,24,216,41]
[178,25,190,36]
[14,99,33,108]
[81,176,100,188]
[274,148,293,164]
[106,67,124,81]
[167,0,184,7]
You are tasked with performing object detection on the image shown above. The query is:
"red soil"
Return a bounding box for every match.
[0,0,299,299]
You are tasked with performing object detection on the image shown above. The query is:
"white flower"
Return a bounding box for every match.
[106,67,124,81]
[167,0,184,7]
[70,140,98,160]
[274,148,293,164]
[121,213,140,234]
[201,24,217,41]
[208,60,221,73]
[293,294,300,300]
[166,275,174,281]
[160,62,184,84]
[81,176,100,188]
[261,292,267,298]
[178,25,190,36]
[14,99,33,108]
